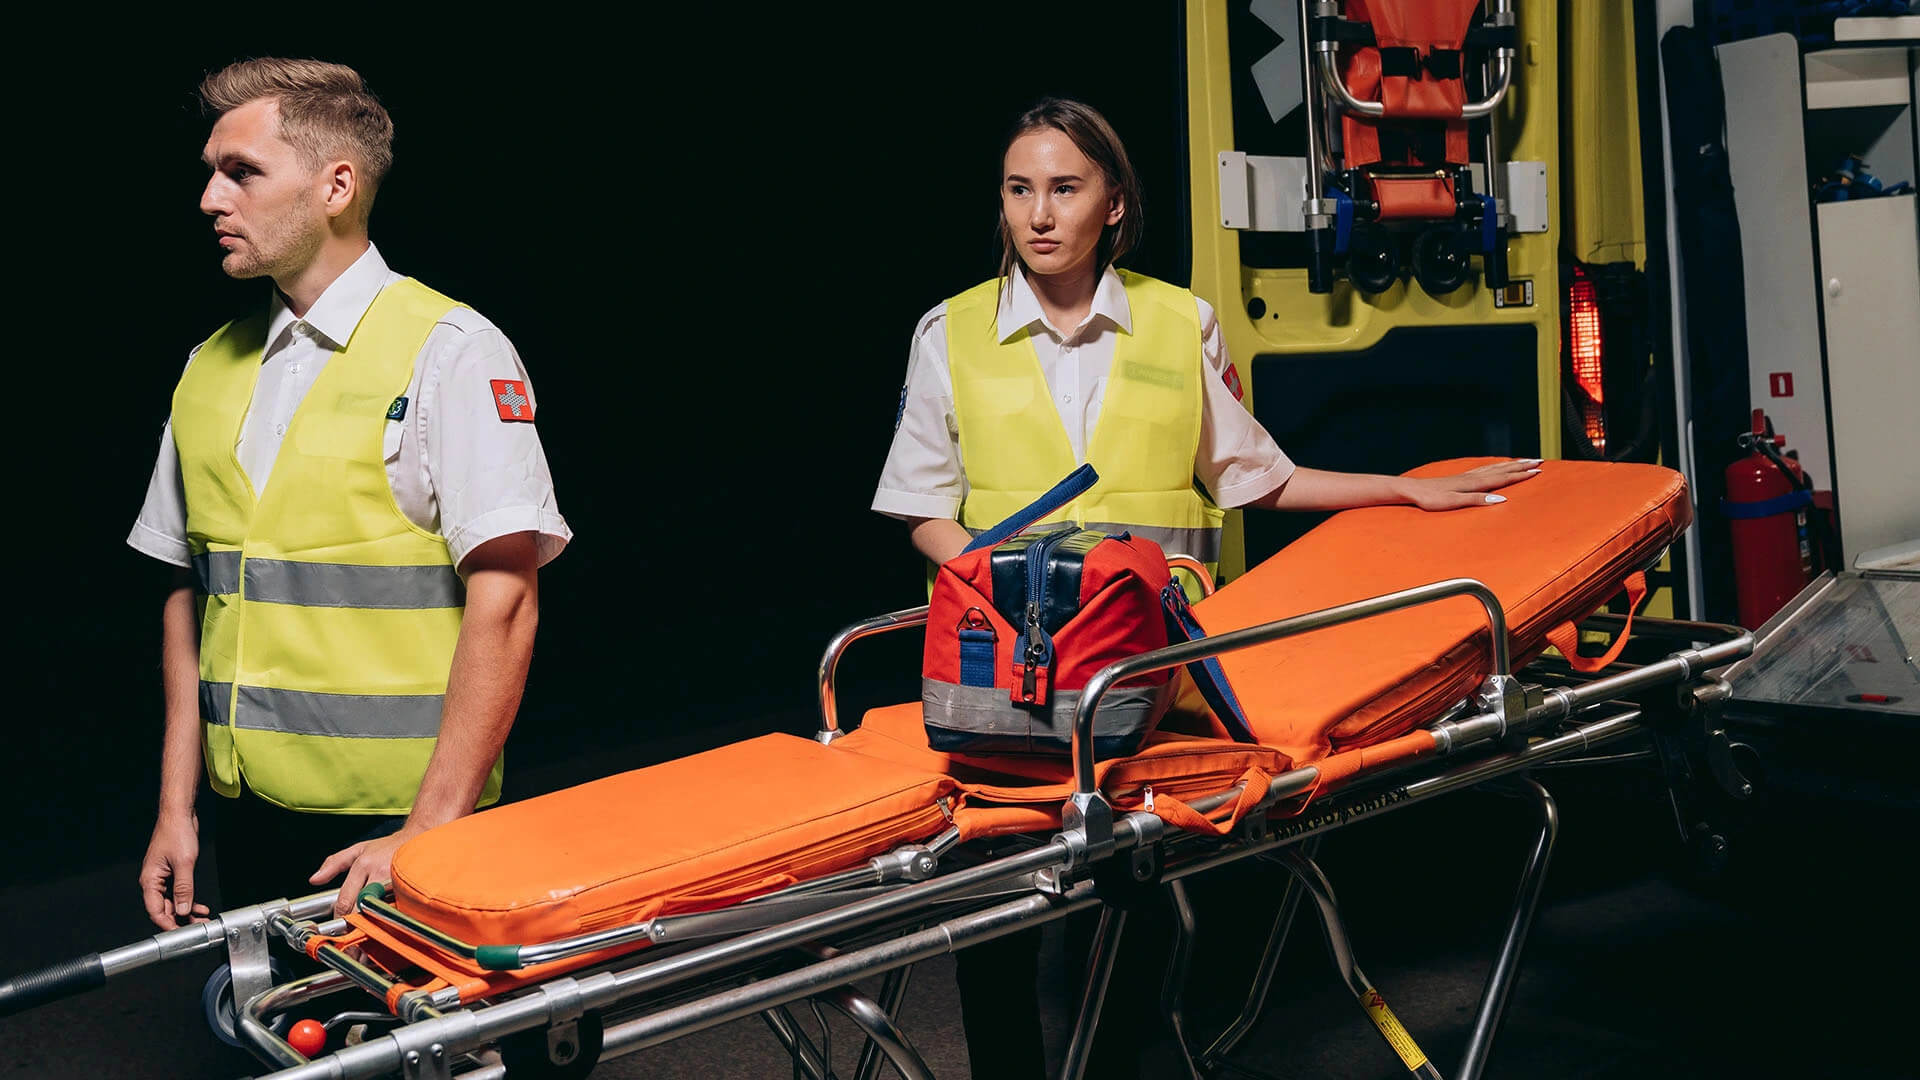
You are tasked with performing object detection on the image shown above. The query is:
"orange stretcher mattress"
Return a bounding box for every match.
[343,459,1689,994]
[1190,457,1688,765]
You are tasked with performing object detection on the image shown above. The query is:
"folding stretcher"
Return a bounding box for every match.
[1302,0,1518,296]
[0,459,1757,1080]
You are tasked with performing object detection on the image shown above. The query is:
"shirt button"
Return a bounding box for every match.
[274,424,287,437]
[288,362,302,375]
[1063,394,1073,403]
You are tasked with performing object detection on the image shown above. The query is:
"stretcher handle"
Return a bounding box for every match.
[1313,0,1514,120]
[1164,555,1217,598]
[1544,573,1648,674]
[1317,45,1512,120]
[817,606,931,736]
[1073,576,1510,796]
[0,951,105,1017]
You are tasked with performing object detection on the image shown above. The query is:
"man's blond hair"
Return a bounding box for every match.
[200,58,394,213]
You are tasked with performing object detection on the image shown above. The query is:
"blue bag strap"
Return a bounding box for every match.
[1161,582,1258,744]
[960,464,1100,554]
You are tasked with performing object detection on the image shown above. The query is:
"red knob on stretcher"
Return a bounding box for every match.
[287,1018,327,1057]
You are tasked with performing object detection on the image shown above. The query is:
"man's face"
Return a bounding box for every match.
[1000,129,1123,282]
[199,99,326,281]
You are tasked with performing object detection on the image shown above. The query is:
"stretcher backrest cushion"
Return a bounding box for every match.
[1192,458,1689,764]
[388,734,960,947]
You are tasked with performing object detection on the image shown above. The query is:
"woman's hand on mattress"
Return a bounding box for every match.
[1403,459,1542,511]
[312,823,429,916]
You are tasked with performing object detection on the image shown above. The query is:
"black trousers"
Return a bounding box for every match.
[954,900,1176,1080]
[206,787,407,910]
[955,860,1287,1079]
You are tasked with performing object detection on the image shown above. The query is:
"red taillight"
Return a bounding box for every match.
[1568,266,1606,452]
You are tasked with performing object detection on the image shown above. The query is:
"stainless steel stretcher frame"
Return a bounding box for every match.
[0,575,1754,1080]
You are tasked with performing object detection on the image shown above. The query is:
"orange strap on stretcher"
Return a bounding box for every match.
[1544,572,1647,673]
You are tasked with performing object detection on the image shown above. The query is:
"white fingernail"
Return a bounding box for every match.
[1485,494,1507,503]
[1526,468,1541,475]
[1520,458,1543,465]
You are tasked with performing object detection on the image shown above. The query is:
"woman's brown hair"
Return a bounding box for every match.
[994,97,1144,284]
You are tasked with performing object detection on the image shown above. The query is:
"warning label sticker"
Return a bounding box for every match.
[1361,989,1430,1071]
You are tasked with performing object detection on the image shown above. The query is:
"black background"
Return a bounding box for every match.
[8,9,1195,890]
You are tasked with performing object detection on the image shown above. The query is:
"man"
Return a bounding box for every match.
[130,58,570,926]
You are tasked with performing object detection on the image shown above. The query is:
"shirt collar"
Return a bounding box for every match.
[265,244,393,351]
[995,264,1133,344]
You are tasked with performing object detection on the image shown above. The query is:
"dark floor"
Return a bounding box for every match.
[2,755,1913,1079]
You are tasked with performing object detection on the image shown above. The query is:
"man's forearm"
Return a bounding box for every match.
[1250,467,1411,512]
[158,576,204,816]
[405,557,539,830]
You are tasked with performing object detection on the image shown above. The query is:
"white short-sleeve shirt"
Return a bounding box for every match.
[871,266,1294,521]
[129,244,572,572]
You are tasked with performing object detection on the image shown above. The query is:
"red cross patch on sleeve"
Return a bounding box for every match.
[1220,362,1245,402]
[491,379,534,422]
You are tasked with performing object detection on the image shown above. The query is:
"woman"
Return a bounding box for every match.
[874,98,1535,588]
[870,98,1538,1077]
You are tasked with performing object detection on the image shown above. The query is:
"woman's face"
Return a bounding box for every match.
[1001,128,1124,281]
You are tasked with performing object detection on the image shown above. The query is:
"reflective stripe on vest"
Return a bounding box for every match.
[965,521,1222,565]
[193,550,242,596]
[946,270,1225,581]
[198,681,444,738]
[196,552,461,608]
[173,278,502,814]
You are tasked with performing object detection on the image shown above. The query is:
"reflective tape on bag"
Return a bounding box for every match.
[921,680,1169,746]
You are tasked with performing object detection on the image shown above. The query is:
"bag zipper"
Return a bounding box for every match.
[1016,526,1078,704]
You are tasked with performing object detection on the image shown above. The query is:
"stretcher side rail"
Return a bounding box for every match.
[1067,576,1516,865]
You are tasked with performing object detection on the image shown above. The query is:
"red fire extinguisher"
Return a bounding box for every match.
[1722,410,1816,629]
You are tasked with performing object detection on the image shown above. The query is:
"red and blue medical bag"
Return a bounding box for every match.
[922,467,1256,758]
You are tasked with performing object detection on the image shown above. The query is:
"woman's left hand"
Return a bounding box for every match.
[1404,459,1542,511]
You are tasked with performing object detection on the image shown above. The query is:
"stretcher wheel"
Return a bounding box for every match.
[1345,223,1400,295]
[1411,227,1471,296]
[498,1010,603,1079]
[201,960,291,1049]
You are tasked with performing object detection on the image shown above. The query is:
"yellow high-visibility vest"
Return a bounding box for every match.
[946,270,1223,590]
[173,277,501,813]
